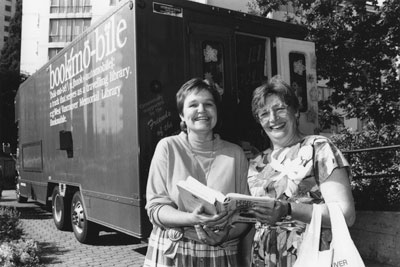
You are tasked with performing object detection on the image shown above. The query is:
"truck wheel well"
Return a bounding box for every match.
[47,183,80,206]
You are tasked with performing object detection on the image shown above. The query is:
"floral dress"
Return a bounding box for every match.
[247,135,350,267]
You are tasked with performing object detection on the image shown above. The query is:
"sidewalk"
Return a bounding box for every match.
[0,190,395,267]
[1,190,148,267]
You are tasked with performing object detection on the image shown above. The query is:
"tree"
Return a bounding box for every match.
[249,0,400,130]
[0,0,26,152]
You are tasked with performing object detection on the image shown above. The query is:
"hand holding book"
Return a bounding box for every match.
[177,176,275,223]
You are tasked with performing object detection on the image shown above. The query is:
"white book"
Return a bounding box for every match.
[177,176,275,223]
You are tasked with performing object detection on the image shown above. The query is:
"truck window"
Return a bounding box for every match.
[202,40,225,94]
[289,52,308,112]
[22,141,43,172]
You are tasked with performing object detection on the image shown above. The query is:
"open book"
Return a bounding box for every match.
[177,176,275,223]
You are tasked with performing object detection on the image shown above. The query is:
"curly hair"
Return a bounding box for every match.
[251,75,299,122]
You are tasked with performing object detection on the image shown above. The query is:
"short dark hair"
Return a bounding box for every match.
[251,75,299,122]
[176,78,222,116]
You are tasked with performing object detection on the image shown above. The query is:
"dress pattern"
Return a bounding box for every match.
[247,135,350,267]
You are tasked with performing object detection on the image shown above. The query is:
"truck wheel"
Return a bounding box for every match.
[52,187,71,230]
[16,188,28,203]
[71,191,98,244]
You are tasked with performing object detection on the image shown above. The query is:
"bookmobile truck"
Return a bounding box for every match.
[15,0,318,243]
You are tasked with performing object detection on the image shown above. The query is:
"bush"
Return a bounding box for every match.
[0,207,42,266]
[0,206,23,241]
[350,177,400,211]
[0,239,40,267]
[330,123,400,211]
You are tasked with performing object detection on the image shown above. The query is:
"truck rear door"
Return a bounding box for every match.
[186,22,239,143]
[276,38,318,134]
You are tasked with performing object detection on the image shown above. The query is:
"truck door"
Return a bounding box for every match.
[186,23,237,143]
[276,38,318,134]
[235,33,272,151]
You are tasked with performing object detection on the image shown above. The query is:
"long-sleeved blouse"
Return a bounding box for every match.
[144,131,249,267]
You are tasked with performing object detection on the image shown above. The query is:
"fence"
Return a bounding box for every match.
[342,145,400,211]
[344,145,400,266]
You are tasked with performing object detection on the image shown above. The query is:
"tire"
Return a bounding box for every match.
[52,186,71,230]
[71,191,99,244]
[16,184,28,203]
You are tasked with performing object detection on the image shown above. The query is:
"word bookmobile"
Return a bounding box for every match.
[49,14,128,90]
[48,14,130,127]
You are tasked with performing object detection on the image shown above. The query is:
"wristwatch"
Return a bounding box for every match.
[287,202,292,216]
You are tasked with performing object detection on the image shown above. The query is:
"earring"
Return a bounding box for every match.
[180,121,187,132]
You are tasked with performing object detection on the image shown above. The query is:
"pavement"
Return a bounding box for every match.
[0,189,396,267]
[0,190,148,267]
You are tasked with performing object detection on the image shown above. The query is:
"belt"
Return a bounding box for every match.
[167,227,200,242]
[164,227,198,259]
[164,227,237,259]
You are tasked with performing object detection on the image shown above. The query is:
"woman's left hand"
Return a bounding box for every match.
[248,200,288,225]
[194,224,230,246]
[191,205,232,230]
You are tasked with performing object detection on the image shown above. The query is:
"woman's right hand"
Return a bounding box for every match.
[191,205,231,230]
[248,200,288,225]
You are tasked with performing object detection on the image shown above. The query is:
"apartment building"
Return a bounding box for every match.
[0,0,16,50]
[20,0,123,75]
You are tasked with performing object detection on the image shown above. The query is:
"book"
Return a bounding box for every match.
[177,176,275,223]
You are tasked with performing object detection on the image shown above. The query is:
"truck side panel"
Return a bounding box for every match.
[18,76,48,199]
[18,2,144,237]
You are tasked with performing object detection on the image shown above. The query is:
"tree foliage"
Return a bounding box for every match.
[0,0,22,73]
[0,0,26,152]
[249,0,400,129]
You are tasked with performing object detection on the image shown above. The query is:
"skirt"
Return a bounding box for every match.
[144,226,239,267]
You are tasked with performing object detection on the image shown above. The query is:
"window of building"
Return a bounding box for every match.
[49,18,91,42]
[4,36,8,42]
[50,0,92,13]
[5,5,11,12]
[109,0,122,5]
[4,26,9,32]
[5,15,11,22]
[48,48,63,60]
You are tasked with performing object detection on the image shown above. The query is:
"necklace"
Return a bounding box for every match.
[187,136,216,181]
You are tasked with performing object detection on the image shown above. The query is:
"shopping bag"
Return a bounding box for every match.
[293,204,333,267]
[294,203,365,267]
[327,203,365,267]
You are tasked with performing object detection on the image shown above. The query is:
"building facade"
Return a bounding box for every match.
[0,0,16,50]
[20,0,123,75]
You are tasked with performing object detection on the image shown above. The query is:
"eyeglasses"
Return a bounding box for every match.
[258,106,288,122]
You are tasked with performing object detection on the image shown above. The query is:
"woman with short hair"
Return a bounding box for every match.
[245,75,355,266]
